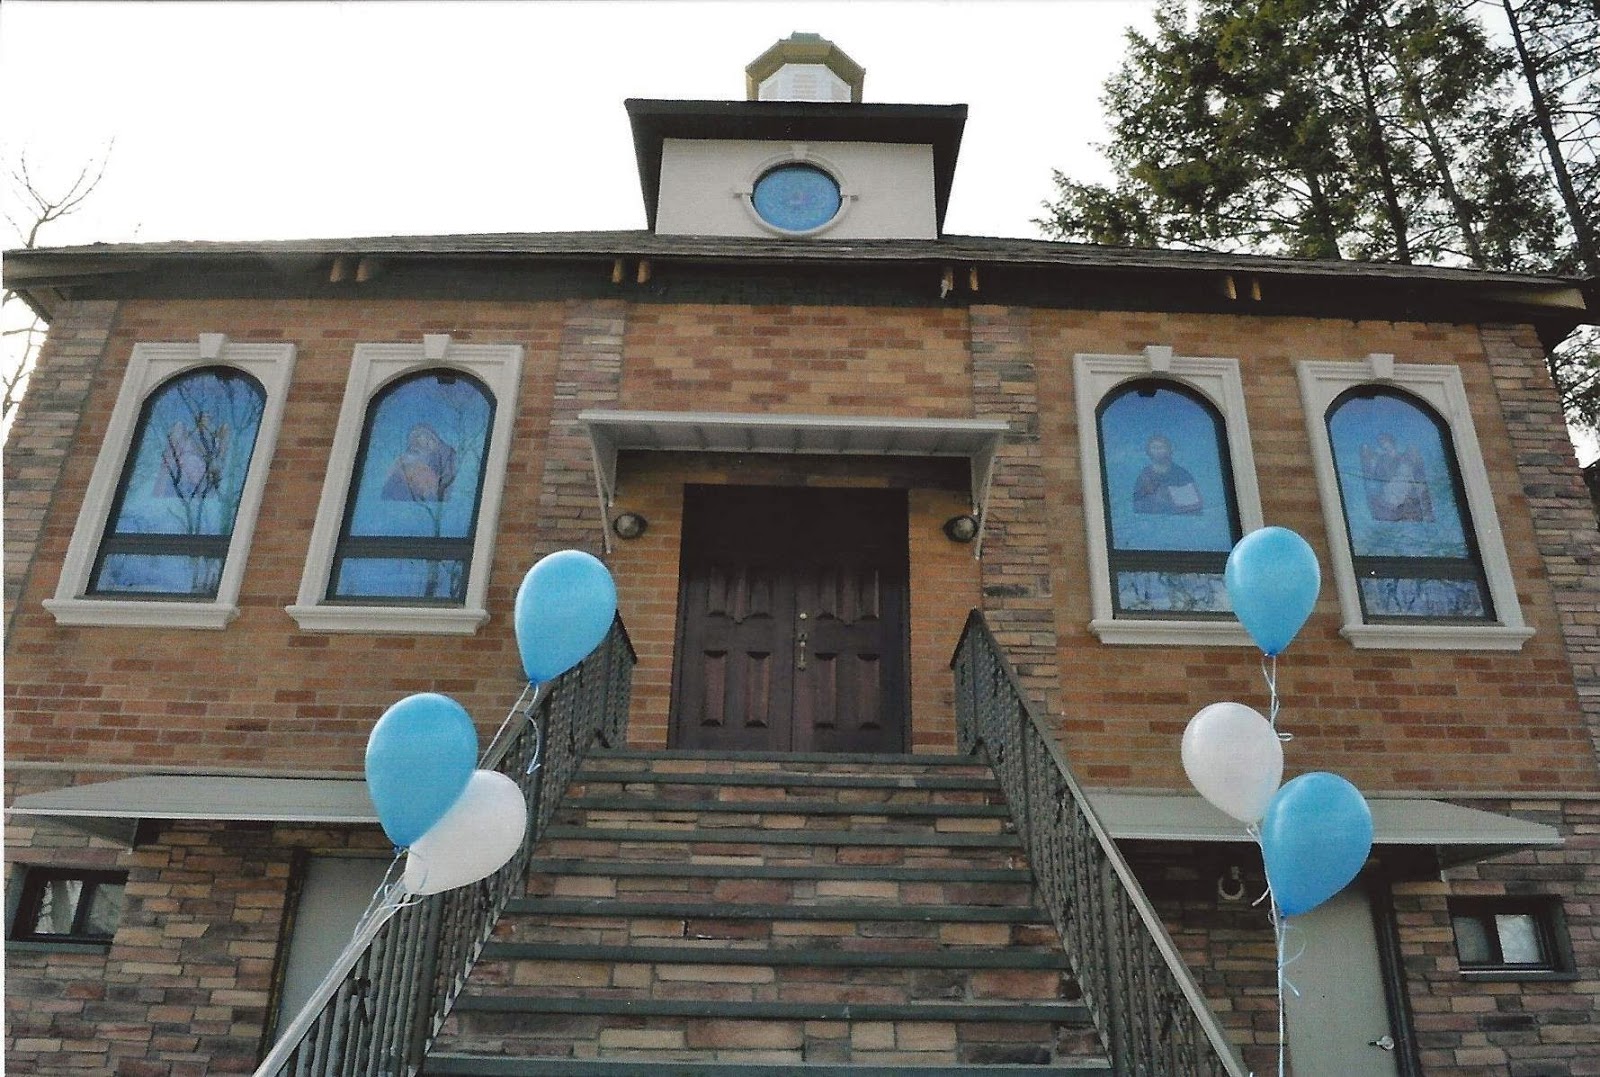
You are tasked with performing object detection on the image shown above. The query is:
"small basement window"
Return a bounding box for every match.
[1449,897,1574,979]
[9,869,128,945]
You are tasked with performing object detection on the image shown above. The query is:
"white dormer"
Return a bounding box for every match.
[627,35,965,241]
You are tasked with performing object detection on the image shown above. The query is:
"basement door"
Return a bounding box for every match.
[670,485,909,753]
[1284,884,1407,1077]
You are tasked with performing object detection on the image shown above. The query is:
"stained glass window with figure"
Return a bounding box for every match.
[1326,387,1491,621]
[327,370,494,603]
[1096,379,1242,616]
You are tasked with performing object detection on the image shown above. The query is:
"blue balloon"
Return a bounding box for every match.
[1225,526,1321,656]
[1261,772,1373,917]
[515,550,618,684]
[365,693,478,848]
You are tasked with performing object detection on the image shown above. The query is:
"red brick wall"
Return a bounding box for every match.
[622,303,972,416]
[1029,310,1596,793]
[5,299,568,773]
[6,300,1593,786]
[6,291,1599,1077]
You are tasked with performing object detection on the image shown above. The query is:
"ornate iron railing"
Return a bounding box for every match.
[255,617,635,1077]
[952,611,1247,1077]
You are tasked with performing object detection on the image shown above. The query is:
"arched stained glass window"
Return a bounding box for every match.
[88,366,267,598]
[1096,379,1242,616]
[327,369,494,603]
[1326,387,1491,621]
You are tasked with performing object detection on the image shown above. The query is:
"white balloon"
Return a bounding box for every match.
[1181,702,1284,825]
[403,770,528,896]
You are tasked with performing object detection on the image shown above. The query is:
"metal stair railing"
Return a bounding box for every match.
[952,610,1247,1077]
[255,616,635,1077]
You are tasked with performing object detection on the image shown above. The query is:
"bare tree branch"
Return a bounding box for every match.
[1,143,113,422]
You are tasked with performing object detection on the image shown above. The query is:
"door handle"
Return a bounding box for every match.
[796,631,808,671]
[1369,1035,1395,1051]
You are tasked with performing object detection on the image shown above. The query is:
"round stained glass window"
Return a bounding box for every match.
[751,164,842,233]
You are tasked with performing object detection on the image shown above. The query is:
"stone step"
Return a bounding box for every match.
[428,1059,1111,1077]
[561,794,1012,819]
[427,750,1107,1073]
[541,826,1024,873]
[523,859,1038,908]
[471,942,1071,1006]
[557,807,1010,839]
[497,918,1054,953]
[581,750,997,778]
[574,768,998,790]
[441,997,1100,1066]
[506,896,1047,922]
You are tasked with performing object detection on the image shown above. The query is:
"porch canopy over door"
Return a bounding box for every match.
[578,409,1009,552]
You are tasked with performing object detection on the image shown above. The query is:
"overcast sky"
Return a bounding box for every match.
[0,0,1156,245]
[2,1,1592,462]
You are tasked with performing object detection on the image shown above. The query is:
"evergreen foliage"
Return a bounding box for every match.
[1039,0,1598,433]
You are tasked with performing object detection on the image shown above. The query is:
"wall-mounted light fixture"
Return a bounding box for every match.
[612,512,649,540]
[1216,865,1247,903]
[943,514,979,543]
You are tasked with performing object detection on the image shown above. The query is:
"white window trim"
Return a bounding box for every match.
[1074,346,1264,646]
[1297,354,1532,651]
[286,336,522,635]
[44,336,296,630]
[737,145,859,238]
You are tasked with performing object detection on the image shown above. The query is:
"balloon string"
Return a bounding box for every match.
[480,681,539,768]
[1274,901,1288,1077]
[525,713,546,777]
[1261,653,1292,741]
[353,850,416,931]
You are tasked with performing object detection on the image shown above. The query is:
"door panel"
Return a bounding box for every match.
[678,560,794,751]
[672,485,908,753]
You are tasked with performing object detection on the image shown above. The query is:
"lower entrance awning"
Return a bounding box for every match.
[7,775,374,846]
[578,409,1010,553]
[12,776,1563,870]
[1088,791,1562,869]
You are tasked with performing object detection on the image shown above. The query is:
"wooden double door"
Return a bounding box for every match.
[670,485,910,754]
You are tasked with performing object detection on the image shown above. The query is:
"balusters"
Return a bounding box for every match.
[951,612,1244,1077]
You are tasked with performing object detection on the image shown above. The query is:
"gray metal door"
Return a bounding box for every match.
[1284,886,1404,1077]
[274,856,391,1031]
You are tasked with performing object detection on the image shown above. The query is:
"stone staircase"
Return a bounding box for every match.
[425,750,1110,1076]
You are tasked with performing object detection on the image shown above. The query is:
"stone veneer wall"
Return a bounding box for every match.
[1480,324,1600,761]
[3,300,119,638]
[1396,798,1600,1076]
[968,306,1062,725]
[5,767,388,1077]
[530,299,627,560]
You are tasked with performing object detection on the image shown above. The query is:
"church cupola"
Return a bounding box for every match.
[745,32,865,103]
[626,34,966,241]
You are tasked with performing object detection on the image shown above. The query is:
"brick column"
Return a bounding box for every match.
[533,298,628,559]
[969,305,1062,723]
[2,299,120,639]
[1480,324,1600,761]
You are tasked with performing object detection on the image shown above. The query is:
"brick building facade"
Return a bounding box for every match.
[6,37,1598,1077]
